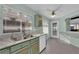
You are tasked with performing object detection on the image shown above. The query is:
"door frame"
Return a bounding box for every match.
[51,21,59,38]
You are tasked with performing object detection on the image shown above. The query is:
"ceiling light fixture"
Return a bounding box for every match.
[50,4,62,18]
[51,11,56,17]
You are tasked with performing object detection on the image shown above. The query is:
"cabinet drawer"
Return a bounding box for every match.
[31,38,39,44]
[31,40,39,46]
[21,41,30,47]
[12,46,30,54]
[10,43,22,53]
[0,48,9,54]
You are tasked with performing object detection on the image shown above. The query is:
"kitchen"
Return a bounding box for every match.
[1,4,79,54]
[0,4,48,54]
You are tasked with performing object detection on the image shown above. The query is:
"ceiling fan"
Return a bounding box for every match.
[48,5,62,18]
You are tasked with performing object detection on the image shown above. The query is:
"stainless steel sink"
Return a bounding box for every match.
[23,34,34,39]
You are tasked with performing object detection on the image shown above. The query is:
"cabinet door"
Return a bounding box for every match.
[31,38,38,44]
[0,48,9,54]
[10,41,30,54]
[13,46,30,54]
[21,40,30,48]
[10,43,22,53]
[31,42,39,54]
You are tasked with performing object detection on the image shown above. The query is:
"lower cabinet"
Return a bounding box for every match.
[0,48,9,54]
[13,46,30,54]
[0,36,42,54]
[10,40,30,54]
[17,47,29,54]
[31,42,39,54]
[10,43,22,53]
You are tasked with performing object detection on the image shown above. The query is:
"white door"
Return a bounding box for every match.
[51,21,59,38]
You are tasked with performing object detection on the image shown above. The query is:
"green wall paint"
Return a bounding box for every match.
[59,17,66,32]
[48,20,52,38]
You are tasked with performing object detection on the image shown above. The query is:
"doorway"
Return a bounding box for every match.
[51,21,59,38]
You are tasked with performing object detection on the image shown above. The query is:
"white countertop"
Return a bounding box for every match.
[0,34,46,49]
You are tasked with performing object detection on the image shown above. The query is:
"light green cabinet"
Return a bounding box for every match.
[12,46,30,54]
[10,40,30,54]
[31,38,38,44]
[21,41,30,47]
[30,37,39,54]
[10,37,39,54]
[31,42,39,54]
[0,48,9,54]
[0,37,40,54]
[10,43,22,53]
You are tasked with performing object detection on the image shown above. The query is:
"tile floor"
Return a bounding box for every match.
[41,38,79,54]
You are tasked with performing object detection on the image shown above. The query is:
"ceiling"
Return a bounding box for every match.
[26,4,79,19]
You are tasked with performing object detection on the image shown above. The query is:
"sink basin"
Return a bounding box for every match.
[23,35,34,39]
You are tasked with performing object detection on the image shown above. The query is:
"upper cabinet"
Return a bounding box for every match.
[34,15,43,34]
[34,15,43,27]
